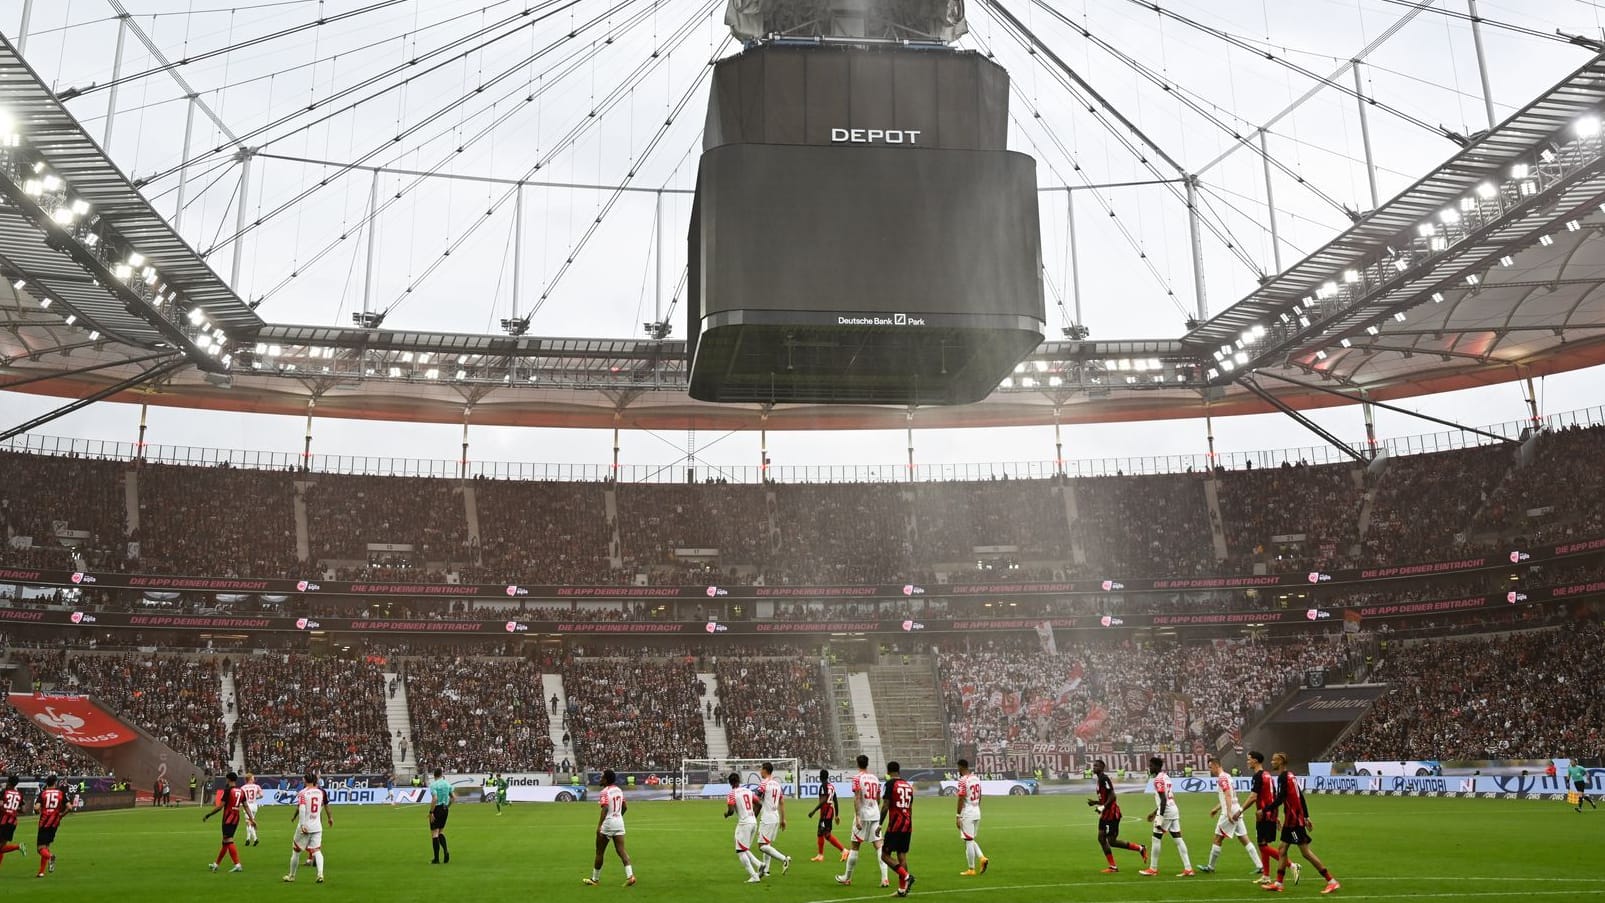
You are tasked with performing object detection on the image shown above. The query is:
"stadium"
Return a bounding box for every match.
[0,0,1603,900]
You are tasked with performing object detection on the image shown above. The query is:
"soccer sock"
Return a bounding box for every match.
[591,867,602,881]
[1123,841,1144,853]
[288,852,300,878]
[1247,842,1263,871]
[1174,837,1192,871]
[844,850,858,879]
[740,852,758,878]
[965,840,976,869]
[313,851,323,876]
[1261,846,1277,874]
[817,837,825,854]
[895,864,909,882]
[1149,836,1162,869]
[439,836,449,861]
[1207,844,1221,870]
[759,843,783,864]
[1,843,18,856]
[36,851,46,877]
[828,835,845,851]
[624,865,634,879]
[1319,867,1332,881]
[216,846,226,865]
[879,850,889,883]
[431,837,440,861]
[1104,852,1116,867]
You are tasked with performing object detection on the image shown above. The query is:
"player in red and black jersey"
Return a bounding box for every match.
[1087,760,1146,873]
[1,775,26,868]
[880,762,917,897]
[808,769,846,861]
[1264,753,1340,895]
[203,771,246,873]
[34,774,66,878]
[1248,751,1284,883]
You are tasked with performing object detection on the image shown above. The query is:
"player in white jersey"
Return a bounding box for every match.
[1201,756,1263,876]
[724,773,764,883]
[836,754,892,888]
[583,770,636,887]
[283,772,332,884]
[755,762,793,877]
[1140,756,1194,877]
[954,758,990,876]
[240,774,263,846]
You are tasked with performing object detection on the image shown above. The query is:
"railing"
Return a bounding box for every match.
[3,405,1600,483]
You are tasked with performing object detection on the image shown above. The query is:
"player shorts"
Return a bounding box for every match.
[958,812,980,841]
[1279,824,1311,846]
[1097,816,1122,840]
[222,821,239,840]
[1256,819,1278,845]
[1215,813,1247,839]
[1576,781,1590,793]
[1153,810,1181,835]
[734,821,757,852]
[430,805,450,830]
[0,823,15,843]
[851,817,881,846]
[245,802,259,821]
[759,818,781,845]
[882,831,912,854]
[817,816,836,837]
[294,828,322,852]
[35,826,57,847]
[599,815,627,837]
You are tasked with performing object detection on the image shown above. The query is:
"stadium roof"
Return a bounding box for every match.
[4,38,1605,431]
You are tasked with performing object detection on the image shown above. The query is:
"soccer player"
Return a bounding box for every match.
[428,768,452,864]
[954,758,989,876]
[301,775,328,866]
[284,771,331,884]
[756,762,793,877]
[584,769,635,887]
[1263,752,1339,895]
[1249,751,1286,884]
[1088,759,1146,873]
[203,771,246,872]
[880,761,916,897]
[724,772,764,882]
[836,754,892,888]
[496,774,510,815]
[0,775,25,868]
[1202,756,1262,876]
[807,769,845,861]
[34,774,66,878]
[240,773,263,846]
[1570,761,1597,812]
[1140,756,1194,877]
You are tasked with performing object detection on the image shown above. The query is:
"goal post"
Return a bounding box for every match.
[678,758,802,801]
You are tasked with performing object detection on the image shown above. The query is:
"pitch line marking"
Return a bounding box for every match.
[803,877,1605,903]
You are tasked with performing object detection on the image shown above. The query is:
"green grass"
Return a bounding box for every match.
[0,793,1601,901]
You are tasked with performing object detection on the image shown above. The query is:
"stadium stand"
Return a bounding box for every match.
[48,652,229,771]
[714,656,833,764]
[0,452,126,570]
[133,462,298,577]
[561,659,707,771]
[232,656,392,773]
[471,478,617,585]
[304,473,469,565]
[404,657,555,773]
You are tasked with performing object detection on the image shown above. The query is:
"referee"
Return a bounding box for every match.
[428,769,452,864]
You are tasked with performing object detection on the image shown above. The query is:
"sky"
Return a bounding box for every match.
[2,0,1604,475]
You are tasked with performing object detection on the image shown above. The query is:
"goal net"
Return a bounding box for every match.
[678,757,802,802]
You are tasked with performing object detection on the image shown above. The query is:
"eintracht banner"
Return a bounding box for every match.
[6,692,138,747]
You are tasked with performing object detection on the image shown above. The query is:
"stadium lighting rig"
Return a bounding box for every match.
[1190,103,1605,385]
[0,104,237,372]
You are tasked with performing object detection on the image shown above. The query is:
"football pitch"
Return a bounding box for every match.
[0,793,1600,902]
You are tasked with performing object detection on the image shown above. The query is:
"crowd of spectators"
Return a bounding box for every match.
[561,659,706,771]
[305,474,469,563]
[232,656,392,774]
[54,652,229,770]
[1364,444,1513,565]
[1478,424,1605,544]
[766,483,911,583]
[404,657,554,773]
[1216,462,1365,573]
[1332,621,1605,760]
[471,479,616,585]
[714,656,832,765]
[939,634,1359,751]
[914,479,1072,561]
[1071,473,1216,577]
[133,462,299,577]
[0,452,126,570]
[0,702,99,776]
